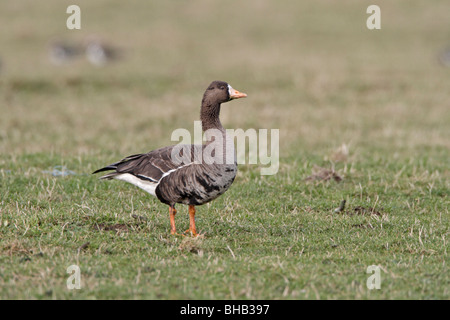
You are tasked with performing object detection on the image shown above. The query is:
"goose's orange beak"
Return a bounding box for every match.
[229,85,247,100]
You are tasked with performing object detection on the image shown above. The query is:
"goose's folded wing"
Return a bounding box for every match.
[92,144,201,182]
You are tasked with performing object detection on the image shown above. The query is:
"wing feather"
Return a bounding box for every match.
[92,144,201,183]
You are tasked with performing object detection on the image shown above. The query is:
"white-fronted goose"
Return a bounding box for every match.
[93,81,247,236]
[85,38,121,66]
[48,41,81,65]
[439,47,450,67]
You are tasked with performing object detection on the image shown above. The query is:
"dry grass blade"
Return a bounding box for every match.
[330,143,350,163]
[334,200,346,213]
[132,214,148,223]
[77,241,90,253]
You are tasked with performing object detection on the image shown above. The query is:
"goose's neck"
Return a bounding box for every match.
[200,101,236,164]
[200,101,224,133]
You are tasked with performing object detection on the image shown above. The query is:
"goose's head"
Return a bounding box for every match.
[203,80,247,105]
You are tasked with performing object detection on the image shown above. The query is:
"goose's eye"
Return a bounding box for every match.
[219,86,225,90]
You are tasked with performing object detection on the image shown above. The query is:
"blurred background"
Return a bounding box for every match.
[0,0,449,164]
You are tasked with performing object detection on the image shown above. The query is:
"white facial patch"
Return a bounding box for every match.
[228,84,235,99]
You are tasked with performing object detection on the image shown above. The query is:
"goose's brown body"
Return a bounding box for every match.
[93,81,247,236]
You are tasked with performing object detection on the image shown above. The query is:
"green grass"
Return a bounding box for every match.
[0,0,449,299]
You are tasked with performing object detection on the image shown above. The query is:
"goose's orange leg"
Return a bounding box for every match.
[187,205,198,237]
[169,206,177,235]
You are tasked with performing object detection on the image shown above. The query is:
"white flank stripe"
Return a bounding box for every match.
[161,161,198,179]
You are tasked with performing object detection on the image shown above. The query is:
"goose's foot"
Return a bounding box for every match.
[183,229,199,237]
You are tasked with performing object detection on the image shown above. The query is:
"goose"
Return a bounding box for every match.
[85,38,121,66]
[48,41,81,65]
[438,47,450,67]
[93,81,247,236]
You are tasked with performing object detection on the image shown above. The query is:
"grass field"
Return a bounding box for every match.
[0,0,449,299]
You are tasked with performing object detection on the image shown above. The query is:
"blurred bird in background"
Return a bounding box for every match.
[48,40,82,65]
[438,47,450,67]
[48,36,123,67]
[85,36,122,66]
